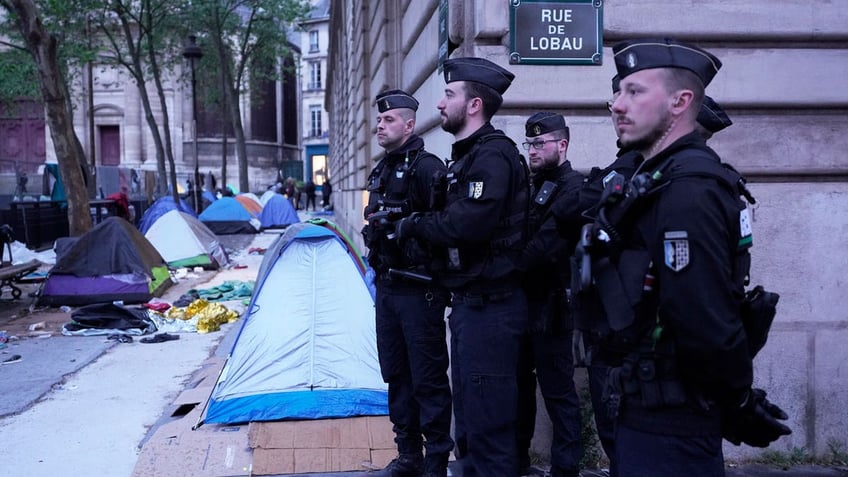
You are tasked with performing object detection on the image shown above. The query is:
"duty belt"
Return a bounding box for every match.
[450,290,514,306]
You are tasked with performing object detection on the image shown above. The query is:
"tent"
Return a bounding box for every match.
[144,210,229,269]
[198,197,260,234]
[201,221,386,425]
[39,217,172,306]
[258,194,299,230]
[138,196,196,235]
[259,189,278,206]
[235,194,262,218]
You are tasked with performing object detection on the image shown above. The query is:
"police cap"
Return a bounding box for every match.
[612,38,722,87]
[525,112,568,138]
[697,95,732,133]
[442,57,515,95]
[375,89,419,113]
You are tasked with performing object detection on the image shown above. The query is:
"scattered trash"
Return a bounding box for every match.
[112,300,124,307]
[1,354,22,365]
[193,267,204,273]
[107,333,134,343]
[28,321,46,331]
[140,332,180,344]
[174,268,189,280]
[234,264,248,269]
[59,306,72,313]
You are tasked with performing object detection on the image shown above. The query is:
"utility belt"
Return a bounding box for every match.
[603,354,691,421]
[450,290,514,306]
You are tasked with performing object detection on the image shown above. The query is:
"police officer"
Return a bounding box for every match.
[579,38,791,476]
[567,79,738,477]
[396,57,529,476]
[363,89,453,477]
[514,113,583,477]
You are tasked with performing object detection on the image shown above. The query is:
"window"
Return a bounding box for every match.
[310,105,322,137]
[309,61,322,90]
[309,30,319,52]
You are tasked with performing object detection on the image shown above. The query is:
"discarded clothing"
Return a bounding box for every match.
[188,280,254,302]
[62,303,156,336]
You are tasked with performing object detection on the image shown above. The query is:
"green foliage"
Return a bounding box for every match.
[0,49,40,104]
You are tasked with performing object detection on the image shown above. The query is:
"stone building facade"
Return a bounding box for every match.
[327,0,848,462]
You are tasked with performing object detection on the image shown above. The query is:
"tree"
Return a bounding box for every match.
[0,0,92,235]
[192,0,309,193]
[86,0,190,204]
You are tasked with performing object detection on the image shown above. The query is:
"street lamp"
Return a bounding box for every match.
[182,35,203,213]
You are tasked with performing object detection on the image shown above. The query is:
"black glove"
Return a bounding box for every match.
[723,388,791,447]
[394,212,420,242]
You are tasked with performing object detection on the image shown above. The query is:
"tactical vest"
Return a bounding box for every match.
[364,149,429,271]
[439,132,530,290]
[576,148,754,351]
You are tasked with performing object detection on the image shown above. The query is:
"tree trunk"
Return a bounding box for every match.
[114,9,170,200]
[2,0,92,235]
[216,42,248,193]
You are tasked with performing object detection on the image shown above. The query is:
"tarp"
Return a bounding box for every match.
[202,221,386,425]
[138,196,196,235]
[39,217,172,306]
[258,194,299,230]
[145,210,228,269]
[198,197,259,235]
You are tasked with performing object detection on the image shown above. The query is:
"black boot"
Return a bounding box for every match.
[421,453,449,477]
[373,453,423,477]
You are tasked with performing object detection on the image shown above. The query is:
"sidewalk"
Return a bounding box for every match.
[0,231,276,477]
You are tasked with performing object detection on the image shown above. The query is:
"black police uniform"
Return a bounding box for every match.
[402,123,530,477]
[561,85,736,477]
[363,131,453,475]
[514,114,584,477]
[517,160,584,477]
[597,132,755,476]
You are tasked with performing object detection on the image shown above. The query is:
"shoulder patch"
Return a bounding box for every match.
[468,181,484,199]
[738,207,753,248]
[663,230,690,272]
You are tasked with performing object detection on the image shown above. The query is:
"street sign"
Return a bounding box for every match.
[509,0,604,65]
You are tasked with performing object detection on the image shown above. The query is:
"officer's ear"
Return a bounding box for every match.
[670,90,695,115]
[467,97,483,115]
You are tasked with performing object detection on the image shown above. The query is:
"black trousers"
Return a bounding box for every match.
[375,283,453,461]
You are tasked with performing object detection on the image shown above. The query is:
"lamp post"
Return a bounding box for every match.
[182,35,203,213]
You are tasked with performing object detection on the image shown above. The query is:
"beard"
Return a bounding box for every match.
[440,104,467,135]
[620,107,673,151]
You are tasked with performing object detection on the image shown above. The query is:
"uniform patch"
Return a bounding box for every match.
[468,181,484,199]
[738,208,753,247]
[663,230,690,272]
[395,170,405,179]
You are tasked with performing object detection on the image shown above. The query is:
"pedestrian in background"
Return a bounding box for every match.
[304,180,317,211]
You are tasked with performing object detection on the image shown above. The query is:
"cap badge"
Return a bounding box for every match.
[383,100,390,110]
[533,125,541,135]
[626,52,637,69]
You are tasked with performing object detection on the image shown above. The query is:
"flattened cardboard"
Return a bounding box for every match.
[252,447,373,475]
[133,423,252,477]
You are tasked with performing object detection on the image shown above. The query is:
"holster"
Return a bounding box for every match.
[740,285,779,358]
